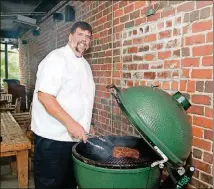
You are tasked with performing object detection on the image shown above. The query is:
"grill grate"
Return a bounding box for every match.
[73,136,161,168]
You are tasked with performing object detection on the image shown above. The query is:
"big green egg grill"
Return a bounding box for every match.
[72,85,195,188]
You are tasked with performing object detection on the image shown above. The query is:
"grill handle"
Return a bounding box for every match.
[106,84,121,104]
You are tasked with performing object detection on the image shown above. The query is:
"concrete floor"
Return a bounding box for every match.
[0,157,35,188]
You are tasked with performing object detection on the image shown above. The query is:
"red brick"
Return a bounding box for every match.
[177,1,195,13]
[150,64,163,69]
[187,80,195,92]
[191,69,212,79]
[202,56,213,66]
[144,34,156,42]
[113,2,119,11]
[192,20,212,33]
[130,10,140,20]
[133,37,144,44]
[203,152,213,164]
[127,80,134,87]
[135,17,146,26]
[173,71,179,78]
[159,30,171,39]
[141,7,148,16]
[192,126,203,138]
[120,15,129,23]
[193,45,213,56]
[112,16,120,24]
[115,24,124,33]
[124,4,134,14]
[206,31,213,42]
[119,1,128,8]
[161,9,175,18]
[138,64,149,70]
[157,71,171,79]
[144,54,155,61]
[114,9,123,18]
[204,130,213,141]
[157,22,164,30]
[192,95,211,105]
[205,81,213,93]
[173,28,182,36]
[185,35,205,45]
[192,137,211,151]
[187,105,204,115]
[182,68,189,78]
[192,158,211,173]
[140,81,146,86]
[166,20,172,27]
[162,81,170,90]
[193,116,213,129]
[196,1,213,9]
[144,72,156,79]
[182,47,190,57]
[128,64,137,70]
[158,51,171,60]
[128,47,138,54]
[180,80,187,91]
[164,60,180,69]
[171,81,179,90]
[190,177,210,188]
[195,81,204,92]
[135,1,146,9]
[182,58,200,67]
[205,107,213,118]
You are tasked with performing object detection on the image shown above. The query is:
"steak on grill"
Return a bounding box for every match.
[112,147,140,159]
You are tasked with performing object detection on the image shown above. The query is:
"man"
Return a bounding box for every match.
[31,21,95,188]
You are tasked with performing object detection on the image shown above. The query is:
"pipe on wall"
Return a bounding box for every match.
[5,43,8,79]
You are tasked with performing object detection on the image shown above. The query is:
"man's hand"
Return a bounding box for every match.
[89,126,95,135]
[67,121,87,143]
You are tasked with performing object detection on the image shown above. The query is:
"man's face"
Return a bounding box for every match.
[69,27,92,56]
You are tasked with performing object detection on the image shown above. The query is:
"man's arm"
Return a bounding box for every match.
[38,91,87,142]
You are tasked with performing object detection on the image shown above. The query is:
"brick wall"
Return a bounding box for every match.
[19,1,213,188]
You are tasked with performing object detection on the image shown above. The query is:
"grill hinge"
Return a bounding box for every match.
[151,146,168,168]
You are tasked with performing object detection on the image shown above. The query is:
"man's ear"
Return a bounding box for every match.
[68,33,73,42]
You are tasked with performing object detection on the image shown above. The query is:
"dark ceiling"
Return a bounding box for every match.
[0,0,67,42]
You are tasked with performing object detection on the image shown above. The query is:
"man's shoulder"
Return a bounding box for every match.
[48,46,66,58]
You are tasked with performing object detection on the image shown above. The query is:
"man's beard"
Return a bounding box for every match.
[75,41,87,54]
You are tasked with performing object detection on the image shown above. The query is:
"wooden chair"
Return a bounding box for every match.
[0,94,12,107]
[0,97,21,113]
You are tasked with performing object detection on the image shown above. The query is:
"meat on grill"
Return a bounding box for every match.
[112,147,140,159]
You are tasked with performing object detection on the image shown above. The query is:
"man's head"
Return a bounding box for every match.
[68,21,92,57]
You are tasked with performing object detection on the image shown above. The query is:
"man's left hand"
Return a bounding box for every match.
[89,126,95,135]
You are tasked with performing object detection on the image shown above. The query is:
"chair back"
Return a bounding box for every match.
[14,97,22,113]
[1,93,12,103]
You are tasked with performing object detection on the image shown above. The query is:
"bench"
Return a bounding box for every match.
[1,112,31,188]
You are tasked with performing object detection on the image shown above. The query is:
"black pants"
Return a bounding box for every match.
[33,134,77,189]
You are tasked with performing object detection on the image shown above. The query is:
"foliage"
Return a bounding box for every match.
[0,45,20,85]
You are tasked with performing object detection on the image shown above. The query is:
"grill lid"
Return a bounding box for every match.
[107,85,192,168]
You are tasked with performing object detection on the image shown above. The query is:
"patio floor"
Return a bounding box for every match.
[0,157,35,188]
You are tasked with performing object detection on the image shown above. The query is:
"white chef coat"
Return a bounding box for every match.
[31,44,95,141]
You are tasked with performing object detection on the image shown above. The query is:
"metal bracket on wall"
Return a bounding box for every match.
[22,40,28,44]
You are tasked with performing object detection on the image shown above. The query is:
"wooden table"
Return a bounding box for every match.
[1,112,31,188]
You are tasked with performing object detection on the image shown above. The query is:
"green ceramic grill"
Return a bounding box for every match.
[72,85,195,189]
